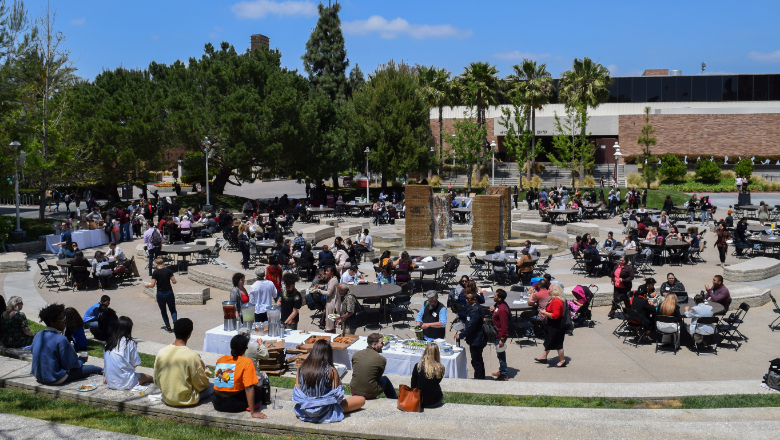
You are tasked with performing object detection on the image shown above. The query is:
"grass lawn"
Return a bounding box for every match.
[2,215,56,244]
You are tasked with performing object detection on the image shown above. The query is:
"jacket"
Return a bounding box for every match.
[458,303,487,347]
[610,264,634,290]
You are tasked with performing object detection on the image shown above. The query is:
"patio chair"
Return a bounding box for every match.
[70,266,90,291]
[513,310,538,347]
[534,255,552,276]
[622,308,644,347]
[611,295,629,337]
[654,315,680,354]
[570,249,586,274]
[438,257,460,290]
[37,258,55,288]
[46,263,68,290]
[693,316,719,355]
[391,293,413,328]
[769,293,780,331]
[717,302,750,351]
[491,260,510,285]
[467,252,490,279]
[206,244,221,264]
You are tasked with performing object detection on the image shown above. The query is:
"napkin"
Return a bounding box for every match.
[512,300,527,305]
[132,385,148,392]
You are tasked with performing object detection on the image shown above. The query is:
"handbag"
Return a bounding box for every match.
[397,384,421,412]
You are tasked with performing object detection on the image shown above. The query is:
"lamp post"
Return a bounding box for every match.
[613,141,622,189]
[204,137,214,211]
[451,134,457,179]
[490,140,497,186]
[364,147,370,202]
[9,141,25,238]
[428,145,435,180]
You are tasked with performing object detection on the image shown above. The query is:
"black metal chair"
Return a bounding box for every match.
[717,302,750,350]
[693,316,720,355]
[769,293,780,331]
[514,310,538,347]
[654,315,680,354]
[70,266,90,291]
[622,308,643,347]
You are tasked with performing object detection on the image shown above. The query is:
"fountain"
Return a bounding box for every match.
[404,185,435,248]
[432,194,452,240]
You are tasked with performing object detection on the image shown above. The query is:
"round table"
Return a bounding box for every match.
[412,261,445,289]
[160,244,210,271]
[737,205,761,211]
[255,240,277,254]
[747,235,780,255]
[57,258,74,267]
[348,283,402,324]
[746,225,773,234]
[548,209,579,224]
[482,290,534,312]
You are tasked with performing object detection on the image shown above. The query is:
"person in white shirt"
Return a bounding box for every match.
[637,205,648,214]
[623,234,636,250]
[334,245,350,272]
[356,229,373,252]
[106,242,126,261]
[684,293,715,346]
[340,266,364,283]
[249,267,277,323]
[103,316,153,390]
[524,240,538,261]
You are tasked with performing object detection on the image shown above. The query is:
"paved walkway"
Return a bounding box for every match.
[0,412,146,439]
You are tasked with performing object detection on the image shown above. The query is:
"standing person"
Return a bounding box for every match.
[742,175,749,193]
[143,220,163,276]
[314,266,340,333]
[238,224,251,270]
[512,185,518,210]
[687,194,698,223]
[55,221,72,259]
[229,273,250,323]
[490,289,510,381]
[103,316,154,390]
[213,334,268,419]
[249,267,277,324]
[144,257,177,332]
[350,333,398,399]
[699,196,711,227]
[535,283,567,367]
[64,192,71,212]
[526,187,536,210]
[736,174,742,192]
[608,257,634,319]
[600,175,605,188]
[715,222,730,268]
[336,283,360,335]
[758,201,770,226]
[455,291,487,380]
[410,344,445,408]
[278,273,302,330]
[153,318,213,407]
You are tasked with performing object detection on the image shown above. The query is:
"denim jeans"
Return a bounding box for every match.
[378,376,398,399]
[61,364,103,384]
[495,339,507,377]
[148,247,160,276]
[689,211,695,223]
[701,210,709,225]
[121,223,131,242]
[156,290,178,328]
[85,321,99,333]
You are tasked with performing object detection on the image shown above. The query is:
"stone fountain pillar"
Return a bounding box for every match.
[432,194,452,240]
[487,185,512,241]
[472,194,504,251]
[404,185,434,248]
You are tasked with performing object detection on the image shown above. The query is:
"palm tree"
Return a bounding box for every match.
[558,58,612,178]
[417,65,453,176]
[508,59,555,181]
[456,62,501,183]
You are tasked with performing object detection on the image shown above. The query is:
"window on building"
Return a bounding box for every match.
[754,75,769,101]
[692,76,707,101]
[646,77,661,102]
[769,75,780,101]
[617,77,632,103]
[722,76,738,101]
[661,77,676,102]
[632,77,646,102]
[738,75,753,101]
[676,77,692,101]
[606,80,618,103]
[706,76,723,101]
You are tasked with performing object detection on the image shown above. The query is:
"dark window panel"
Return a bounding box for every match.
[754,75,768,101]
[662,77,676,102]
[706,76,723,101]
[720,75,739,101]
[549,79,560,104]
[632,77,646,102]
[692,76,707,101]
[606,80,618,103]
[738,75,753,101]
[677,76,692,101]
[646,77,661,102]
[617,77,632,103]
[769,75,780,100]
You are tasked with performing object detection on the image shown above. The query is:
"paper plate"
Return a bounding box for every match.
[76,384,97,392]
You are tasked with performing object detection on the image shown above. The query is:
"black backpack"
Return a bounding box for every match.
[763,359,780,391]
[151,228,163,247]
[481,307,498,340]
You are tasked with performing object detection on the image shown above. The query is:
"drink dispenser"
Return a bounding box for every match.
[222,301,238,332]
[266,305,282,338]
[241,303,255,330]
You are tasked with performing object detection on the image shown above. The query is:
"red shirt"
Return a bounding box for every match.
[614,265,624,288]
[546,297,564,320]
[492,302,510,339]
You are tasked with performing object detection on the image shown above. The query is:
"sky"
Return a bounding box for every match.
[22,0,780,81]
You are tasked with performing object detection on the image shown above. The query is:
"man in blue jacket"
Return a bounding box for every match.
[83,295,110,334]
[31,303,103,385]
[455,292,487,379]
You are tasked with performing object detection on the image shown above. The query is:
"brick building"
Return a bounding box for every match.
[250,34,270,51]
[431,72,780,163]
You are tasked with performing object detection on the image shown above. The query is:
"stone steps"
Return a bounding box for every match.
[512,220,552,234]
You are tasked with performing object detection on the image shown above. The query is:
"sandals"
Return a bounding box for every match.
[556,361,567,368]
[534,358,548,364]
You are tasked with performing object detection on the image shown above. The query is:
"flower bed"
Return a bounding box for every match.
[153,182,193,188]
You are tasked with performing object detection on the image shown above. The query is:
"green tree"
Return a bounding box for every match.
[695,159,721,181]
[498,92,531,189]
[350,61,432,188]
[507,59,554,180]
[547,102,593,186]
[636,106,658,189]
[417,65,453,176]
[734,158,753,178]
[456,62,500,182]
[659,153,687,182]
[449,110,487,192]
[558,57,612,178]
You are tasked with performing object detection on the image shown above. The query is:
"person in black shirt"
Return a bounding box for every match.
[630,288,656,343]
[318,245,335,268]
[410,344,444,408]
[145,257,177,332]
[280,239,292,265]
[170,197,180,217]
[277,273,302,330]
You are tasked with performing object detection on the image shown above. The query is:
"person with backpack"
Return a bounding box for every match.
[535,283,567,367]
[455,291,487,379]
[490,289,510,381]
[143,220,163,276]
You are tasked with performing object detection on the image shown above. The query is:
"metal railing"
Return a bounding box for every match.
[0,194,37,205]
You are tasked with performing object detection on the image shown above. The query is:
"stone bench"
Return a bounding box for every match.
[336,222,369,238]
[511,210,542,221]
[512,220,551,234]
[726,287,772,308]
[723,257,780,282]
[566,222,600,238]
[0,252,28,272]
[188,265,257,291]
[394,219,405,229]
[300,224,335,245]
[143,286,211,305]
[324,218,340,227]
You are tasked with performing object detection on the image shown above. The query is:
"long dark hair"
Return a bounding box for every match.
[400,251,413,267]
[104,316,133,352]
[299,339,334,389]
[63,307,83,331]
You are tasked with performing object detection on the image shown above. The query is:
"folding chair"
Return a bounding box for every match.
[622,308,643,347]
[717,302,750,350]
[769,293,780,331]
[513,310,538,347]
[654,315,680,354]
[611,297,629,337]
[438,257,460,290]
[534,255,552,276]
[70,266,91,291]
[634,251,655,276]
[37,258,54,288]
[570,249,586,274]
[693,316,719,355]
[47,263,68,289]
[491,260,510,286]
[390,293,413,328]
[467,252,490,279]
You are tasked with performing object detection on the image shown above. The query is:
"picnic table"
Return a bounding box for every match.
[547,208,579,224]
[349,282,402,324]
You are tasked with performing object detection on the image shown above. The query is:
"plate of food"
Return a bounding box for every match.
[402,340,427,352]
[299,329,309,334]
[327,313,340,321]
[76,384,98,392]
[382,334,396,345]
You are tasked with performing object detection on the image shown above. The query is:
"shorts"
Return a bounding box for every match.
[213,390,251,413]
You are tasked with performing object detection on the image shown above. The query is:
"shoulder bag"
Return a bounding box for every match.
[397,384,421,412]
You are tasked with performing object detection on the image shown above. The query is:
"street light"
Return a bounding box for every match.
[204,137,214,211]
[429,145,435,180]
[490,140,497,186]
[613,141,622,189]
[364,147,370,202]
[450,134,457,179]
[9,141,25,237]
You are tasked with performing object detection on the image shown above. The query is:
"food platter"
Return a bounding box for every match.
[76,384,97,392]
[401,339,427,352]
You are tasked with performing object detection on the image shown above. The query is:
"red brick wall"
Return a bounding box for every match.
[618,113,780,157]
[430,117,499,156]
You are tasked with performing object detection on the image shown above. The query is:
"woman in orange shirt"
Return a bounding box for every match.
[213,334,267,418]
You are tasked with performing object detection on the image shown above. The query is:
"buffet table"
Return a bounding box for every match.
[202,326,468,378]
[46,229,110,253]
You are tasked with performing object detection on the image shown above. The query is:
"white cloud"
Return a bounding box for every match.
[342,16,471,40]
[70,17,85,26]
[607,64,617,75]
[493,50,551,61]
[230,0,316,19]
[209,27,223,39]
[748,50,780,63]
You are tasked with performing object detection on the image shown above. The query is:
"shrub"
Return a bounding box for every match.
[531,176,543,188]
[720,170,736,180]
[429,175,442,188]
[579,176,596,187]
[627,173,645,186]
[734,158,754,178]
[530,163,546,174]
[391,180,404,187]
[695,160,721,181]
[520,176,530,189]
[475,175,490,188]
[659,153,687,182]
[406,178,418,185]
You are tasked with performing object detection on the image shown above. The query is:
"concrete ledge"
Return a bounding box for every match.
[300,225,335,245]
[188,265,257,291]
[0,252,28,272]
[393,219,405,229]
[143,286,211,305]
[324,218,340,227]
[511,211,542,221]
[566,222,600,238]
[512,220,551,234]
[724,257,780,282]
[336,221,370,238]
[725,287,771,308]
[135,244,148,261]
[5,239,45,254]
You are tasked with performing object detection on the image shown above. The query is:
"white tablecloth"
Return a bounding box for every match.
[46,229,111,253]
[202,326,468,378]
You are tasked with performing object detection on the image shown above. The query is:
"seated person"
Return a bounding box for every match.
[376,264,395,284]
[340,266,364,284]
[350,333,398,400]
[318,245,335,268]
[666,226,682,241]
[583,239,607,274]
[527,279,552,323]
[659,273,686,303]
[103,316,154,390]
[63,307,88,351]
[629,289,656,342]
[516,248,535,285]
[83,295,110,334]
[636,221,647,238]
[568,285,589,315]
[293,339,364,423]
[31,303,103,384]
[89,303,117,341]
[623,234,636,250]
[63,241,79,259]
[411,344,445,408]
[91,251,114,287]
[213,334,267,419]
[106,241,126,261]
[1,296,34,348]
[645,227,658,242]
[705,275,731,312]
[685,293,715,347]
[153,318,213,407]
[635,277,659,303]
[656,293,681,346]
[603,231,616,248]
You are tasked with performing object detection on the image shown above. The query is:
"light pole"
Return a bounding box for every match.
[428,145,435,180]
[490,140,497,186]
[364,147,370,201]
[613,141,622,189]
[450,134,457,179]
[9,141,25,238]
[204,137,214,211]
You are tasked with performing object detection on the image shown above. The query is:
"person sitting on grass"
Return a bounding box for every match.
[63,307,88,351]
[154,318,213,407]
[1,296,34,348]
[213,334,268,419]
[103,316,154,390]
[31,303,103,385]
